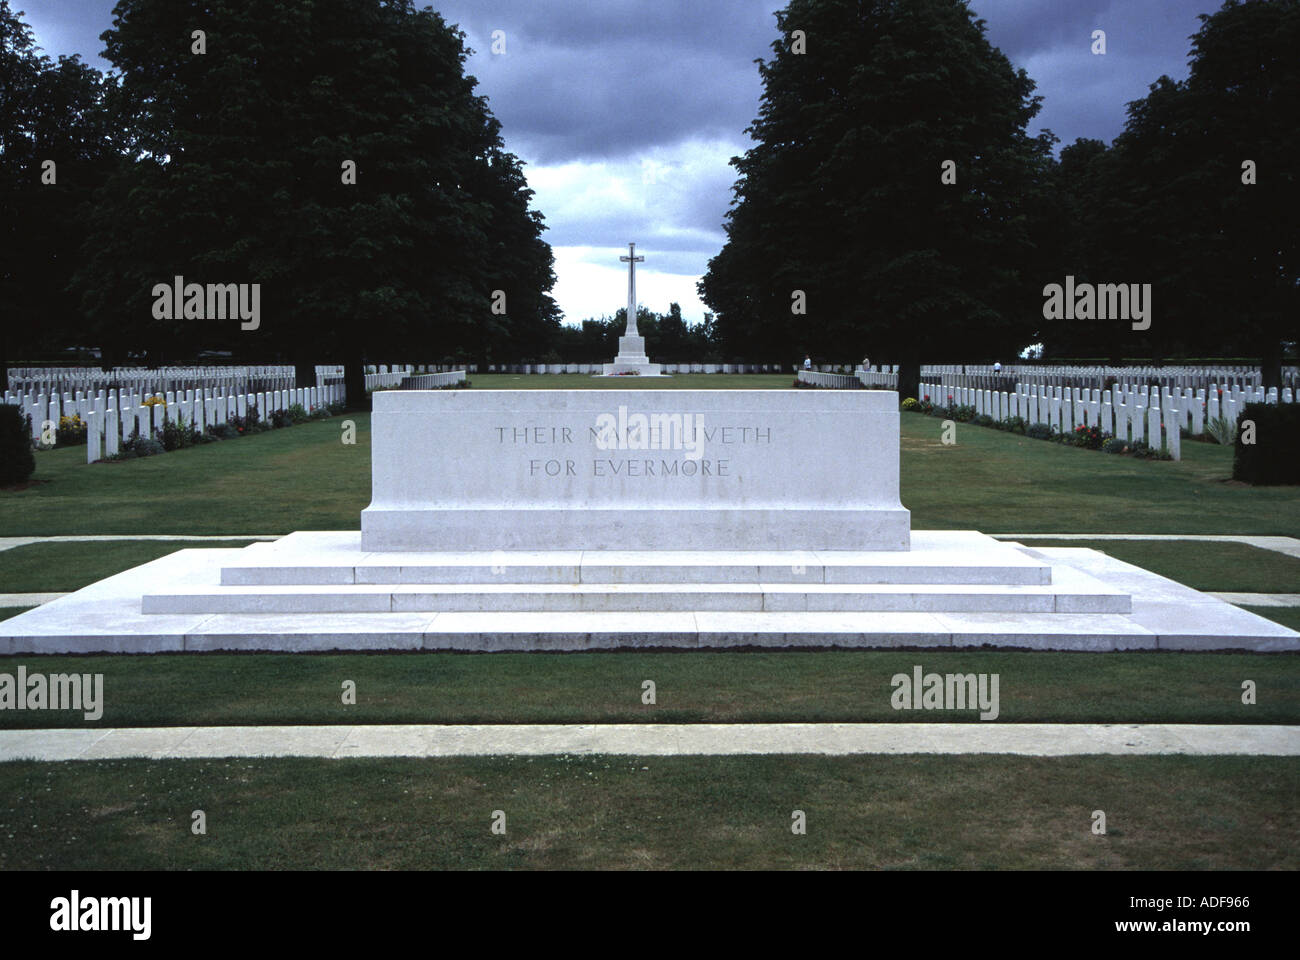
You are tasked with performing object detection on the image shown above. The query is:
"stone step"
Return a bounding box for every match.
[218,531,1054,587]
[143,575,1131,615]
[5,547,1295,654]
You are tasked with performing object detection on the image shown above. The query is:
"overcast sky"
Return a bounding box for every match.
[22,0,1216,326]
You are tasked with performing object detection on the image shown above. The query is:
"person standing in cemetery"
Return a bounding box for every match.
[804,355,812,370]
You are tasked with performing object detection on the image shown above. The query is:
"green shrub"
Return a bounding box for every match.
[901,397,919,411]
[110,430,165,459]
[1026,422,1053,440]
[953,404,976,422]
[972,414,994,428]
[287,403,310,425]
[0,405,36,485]
[1233,402,1300,485]
[1101,437,1127,454]
[270,408,293,429]
[207,423,239,441]
[159,415,202,451]
[1206,414,1238,445]
[999,416,1027,434]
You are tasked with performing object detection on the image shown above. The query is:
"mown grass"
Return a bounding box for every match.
[899,412,1300,536]
[1021,540,1300,594]
[0,649,1294,728]
[0,415,371,536]
[0,755,1293,869]
[0,540,261,593]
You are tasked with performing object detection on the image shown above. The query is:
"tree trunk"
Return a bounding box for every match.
[294,359,316,390]
[344,357,368,411]
[897,357,921,402]
[1261,338,1282,391]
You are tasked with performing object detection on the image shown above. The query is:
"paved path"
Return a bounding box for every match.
[1210,593,1300,607]
[0,723,1295,761]
[0,593,66,607]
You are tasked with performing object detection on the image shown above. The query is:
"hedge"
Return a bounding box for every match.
[1232,402,1300,485]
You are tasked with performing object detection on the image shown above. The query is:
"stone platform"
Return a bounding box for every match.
[2,531,1295,653]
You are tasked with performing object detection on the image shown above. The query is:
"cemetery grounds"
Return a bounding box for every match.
[0,375,1296,869]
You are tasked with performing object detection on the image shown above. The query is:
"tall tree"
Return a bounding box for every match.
[1101,0,1298,385]
[74,0,554,403]
[699,0,1055,394]
[1,2,116,382]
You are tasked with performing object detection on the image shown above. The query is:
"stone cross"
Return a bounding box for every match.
[619,242,644,336]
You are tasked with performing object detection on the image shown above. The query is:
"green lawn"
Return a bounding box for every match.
[1020,540,1300,594]
[0,540,261,593]
[1,755,1293,869]
[899,412,1300,536]
[4,389,1297,537]
[0,414,370,536]
[0,649,1293,728]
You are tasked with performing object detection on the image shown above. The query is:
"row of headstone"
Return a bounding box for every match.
[918,381,1228,461]
[5,364,307,399]
[397,371,468,389]
[797,371,863,389]
[857,368,900,389]
[64,384,342,463]
[925,363,1299,394]
[6,363,437,399]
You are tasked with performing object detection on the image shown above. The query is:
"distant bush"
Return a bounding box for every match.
[270,408,293,429]
[1101,437,1127,454]
[287,403,311,425]
[999,416,1027,434]
[206,423,239,441]
[110,430,165,459]
[0,405,36,485]
[1067,424,1107,450]
[159,415,202,451]
[901,397,919,411]
[56,413,87,447]
[972,413,994,428]
[1026,422,1053,440]
[1233,402,1300,485]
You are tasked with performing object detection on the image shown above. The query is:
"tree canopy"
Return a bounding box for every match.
[699,0,1057,394]
[63,0,559,398]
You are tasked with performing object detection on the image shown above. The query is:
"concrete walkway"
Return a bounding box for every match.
[1,723,1295,761]
[1211,593,1300,607]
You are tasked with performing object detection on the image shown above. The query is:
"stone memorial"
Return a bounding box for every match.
[600,242,664,377]
[361,390,909,551]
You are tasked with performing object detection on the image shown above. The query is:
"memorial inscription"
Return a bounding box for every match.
[360,389,910,551]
